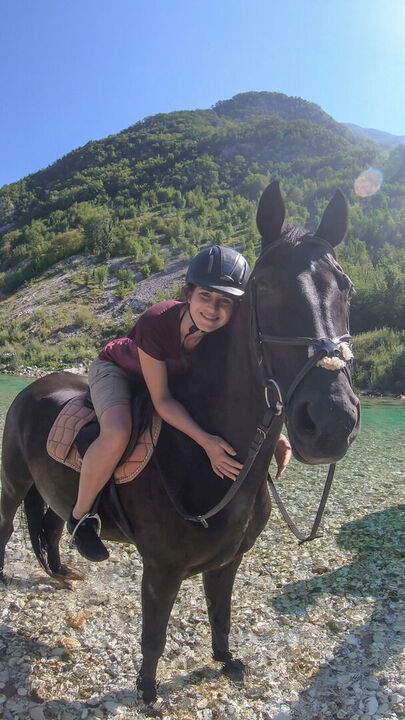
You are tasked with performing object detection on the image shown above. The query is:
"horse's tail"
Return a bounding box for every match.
[23,485,54,576]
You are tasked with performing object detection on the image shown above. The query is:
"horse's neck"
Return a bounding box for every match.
[218,301,274,457]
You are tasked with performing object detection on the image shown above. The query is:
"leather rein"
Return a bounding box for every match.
[153,237,353,543]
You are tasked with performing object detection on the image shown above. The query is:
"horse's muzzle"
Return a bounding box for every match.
[287,380,361,464]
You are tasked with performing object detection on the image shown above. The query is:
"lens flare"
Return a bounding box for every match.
[354,168,384,198]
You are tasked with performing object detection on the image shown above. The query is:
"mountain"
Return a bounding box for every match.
[0,91,404,390]
[213,92,349,136]
[344,123,405,148]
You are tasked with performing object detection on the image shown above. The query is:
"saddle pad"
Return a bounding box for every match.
[47,394,162,484]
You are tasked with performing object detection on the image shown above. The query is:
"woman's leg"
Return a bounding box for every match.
[68,359,133,561]
[72,403,132,519]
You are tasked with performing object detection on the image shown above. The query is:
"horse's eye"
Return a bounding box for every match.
[344,284,355,301]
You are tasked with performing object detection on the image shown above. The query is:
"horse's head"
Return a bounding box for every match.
[250,181,360,464]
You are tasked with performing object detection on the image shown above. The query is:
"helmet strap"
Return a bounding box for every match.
[181,306,205,352]
[188,305,205,333]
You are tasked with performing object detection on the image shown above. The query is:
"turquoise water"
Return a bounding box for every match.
[0,375,32,430]
[0,375,404,482]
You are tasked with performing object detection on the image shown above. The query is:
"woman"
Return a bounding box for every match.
[68,246,292,561]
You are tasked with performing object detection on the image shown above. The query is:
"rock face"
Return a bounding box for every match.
[0,249,189,375]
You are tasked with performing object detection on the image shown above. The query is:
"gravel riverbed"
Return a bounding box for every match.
[1,448,404,720]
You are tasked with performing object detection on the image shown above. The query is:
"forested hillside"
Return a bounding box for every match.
[0,92,404,391]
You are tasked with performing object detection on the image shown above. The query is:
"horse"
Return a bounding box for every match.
[0,182,360,703]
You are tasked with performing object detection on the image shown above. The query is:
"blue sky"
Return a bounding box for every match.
[1,0,405,187]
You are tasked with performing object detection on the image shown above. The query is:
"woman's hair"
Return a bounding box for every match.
[180,282,195,301]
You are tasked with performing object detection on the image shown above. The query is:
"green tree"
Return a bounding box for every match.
[84,208,116,257]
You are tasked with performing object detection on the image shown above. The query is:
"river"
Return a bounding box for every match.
[1,374,404,472]
[0,374,404,718]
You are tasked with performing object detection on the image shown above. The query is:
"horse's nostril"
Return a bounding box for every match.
[297,402,316,433]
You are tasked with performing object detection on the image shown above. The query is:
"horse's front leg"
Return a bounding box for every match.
[202,555,245,677]
[137,563,183,704]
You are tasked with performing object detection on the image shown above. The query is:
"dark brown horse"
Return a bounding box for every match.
[0,182,360,703]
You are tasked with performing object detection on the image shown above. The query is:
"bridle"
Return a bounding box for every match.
[248,235,354,542]
[153,235,354,542]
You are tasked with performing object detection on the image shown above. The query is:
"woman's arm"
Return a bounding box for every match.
[138,349,242,480]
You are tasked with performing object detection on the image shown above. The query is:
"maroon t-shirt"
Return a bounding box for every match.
[99,300,188,376]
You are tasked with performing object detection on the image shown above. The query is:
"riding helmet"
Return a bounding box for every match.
[186,246,251,298]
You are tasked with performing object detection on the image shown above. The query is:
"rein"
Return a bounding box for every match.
[153,236,354,542]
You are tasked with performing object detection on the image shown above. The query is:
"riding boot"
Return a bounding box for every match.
[67,511,109,562]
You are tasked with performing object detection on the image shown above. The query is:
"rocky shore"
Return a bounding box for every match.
[1,441,404,720]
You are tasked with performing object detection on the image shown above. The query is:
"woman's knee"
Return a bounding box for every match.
[99,405,132,451]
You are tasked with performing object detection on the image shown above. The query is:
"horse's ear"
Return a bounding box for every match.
[256,181,286,249]
[315,190,348,247]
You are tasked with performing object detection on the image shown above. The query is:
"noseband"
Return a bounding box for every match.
[250,243,353,412]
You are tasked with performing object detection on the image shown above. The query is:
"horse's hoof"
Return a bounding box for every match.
[58,565,84,581]
[221,657,245,679]
[137,675,157,705]
[47,565,84,589]
[0,570,9,585]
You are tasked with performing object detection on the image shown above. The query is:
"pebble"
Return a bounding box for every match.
[103,701,119,711]
[29,708,46,720]
[0,459,403,720]
[366,697,379,716]
[274,709,292,720]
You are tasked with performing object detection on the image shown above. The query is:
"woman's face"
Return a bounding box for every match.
[188,286,235,333]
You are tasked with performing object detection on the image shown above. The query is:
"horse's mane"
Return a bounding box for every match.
[282,223,308,246]
[170,322,232,418]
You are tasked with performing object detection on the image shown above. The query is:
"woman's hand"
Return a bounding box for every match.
[274,433,292,480]
[202,435,243,481]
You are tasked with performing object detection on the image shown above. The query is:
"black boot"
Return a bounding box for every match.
[67,512,109,562]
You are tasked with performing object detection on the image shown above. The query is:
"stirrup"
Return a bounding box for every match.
[69,512,101,547]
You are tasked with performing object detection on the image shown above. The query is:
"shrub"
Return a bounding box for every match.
[149,252,165,273]
[93,265,109,288]
[74,306,95,328]
[141,264,151,278]
[353,327,405,392]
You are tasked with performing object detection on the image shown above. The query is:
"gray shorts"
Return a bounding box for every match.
[88,357,132,419]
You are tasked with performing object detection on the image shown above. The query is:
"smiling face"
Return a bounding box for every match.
[188,286,235,333]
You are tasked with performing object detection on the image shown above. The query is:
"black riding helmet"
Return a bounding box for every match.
[186,246,251,298]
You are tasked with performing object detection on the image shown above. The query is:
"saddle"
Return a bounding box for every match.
[47,390,162,484]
